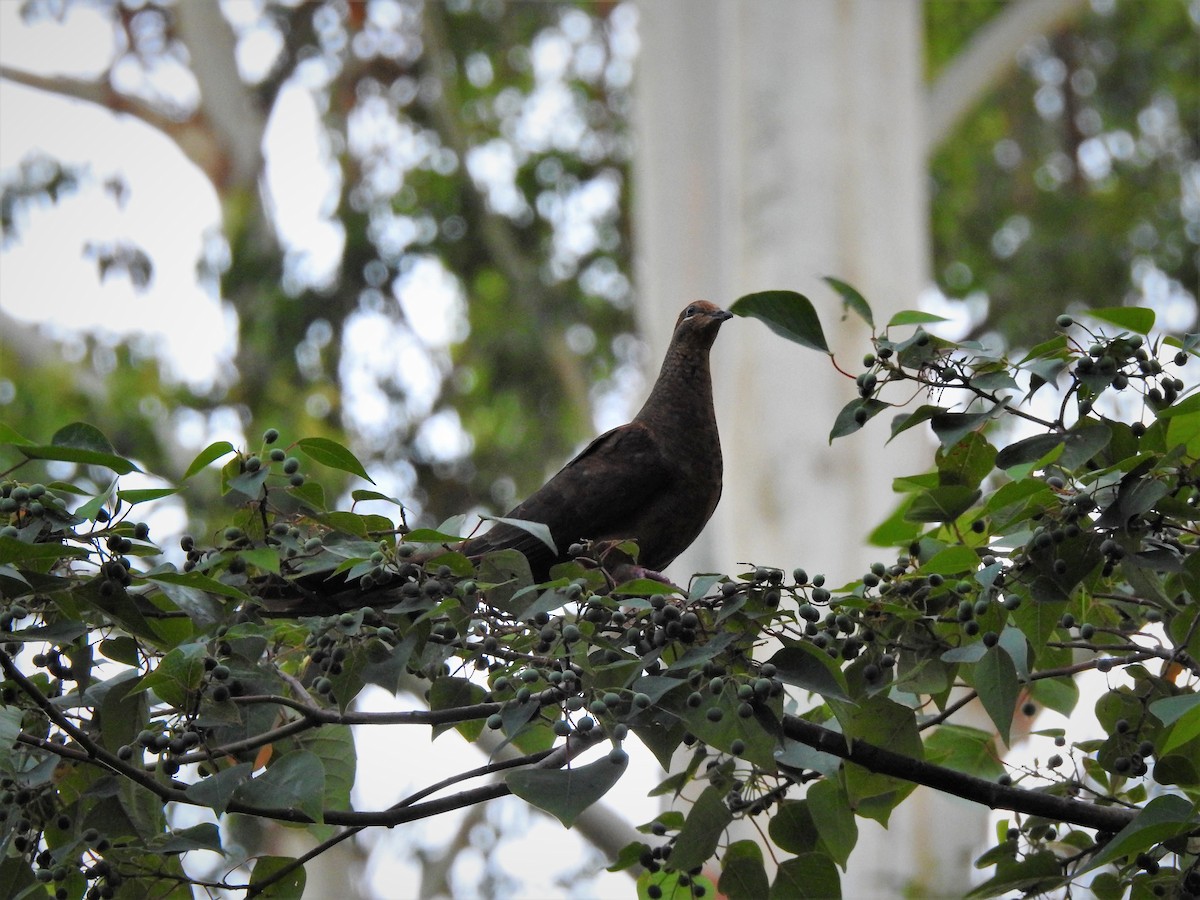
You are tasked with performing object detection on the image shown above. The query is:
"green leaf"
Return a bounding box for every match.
[144,570,251,603]
[0,423,31,446]
[297,725,356,840]
[668,783,734,872]
[830,697,921,821]
[995,424,1111,471]
[807,779,857,869]
[1018,335,1068,364]
[664,630,738,675]
[147,823,223,854]
[0,854,38,897]
[768,800,819,854]
[317,510,376,538]
[248,856,306,899]
[887,310,950,327]
[94,668,149,753]
[672,678,780,771]
[183,441,236,479]
[233,750,327,824]
[612,578,685,597]
[631,675,687,705]
[1096,475,1171,528]
[930,411,994,448]
[239,547,283,575]
[971,370,1020,393]
[17,422,140,474]
[75,479,117,522]
[966,849,1063,898]
[608,841,649,873]
[227,467,269,499]
[922,724,1005,780]
[775,735,843,779]
[133,643,208,708]
[53,422,115,454]
[476,549,534,613]
[1152,391,1200,419]
[975,646,1018,746]
[823,276,873,328]
[505,752,628,827]
[730,290,829,353]
[1086,305,1155,334]
[905,486,980,523]
[765,644,851,702]
[829,398,889,442]
[1024,356,1069,395]
[285,479,327,512]
[889,404,943,442]
[937,431,996,489]
[867,496,921,547]
[403,527,470,543]
[922,546,980,576]
[719,840,770,900]
[1148,693,1200,726]
[429,677,488,739]
[770,853,842,899]
[1151,695,1200,754]
[1077,795,1198,874]
[0,706,21,749]
[1089,872,1125,900]
[484,515,557,555]
[833,695,921,754]
[1028,675,1079,718]
[351,488,405,506]
[185,763,253,816]
[1165,406,1200,455]
[941,642,988,664]
[116,487,180,504]
[0,536,89,566]
[296,437,375,484]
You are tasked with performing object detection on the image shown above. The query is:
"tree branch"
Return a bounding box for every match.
[172,1,267,190]
[416,2,592,422]
[0,65,170,127]
[0,63,229,187]
[926,0,1090,153]
[781,714,1138,834]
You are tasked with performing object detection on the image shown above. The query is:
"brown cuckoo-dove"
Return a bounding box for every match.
[460,300,731,582]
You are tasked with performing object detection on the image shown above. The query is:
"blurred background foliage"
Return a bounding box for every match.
[928,0,1198,341]
[1,0,1196,532]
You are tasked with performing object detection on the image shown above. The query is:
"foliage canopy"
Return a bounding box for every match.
[2,286,1198,899]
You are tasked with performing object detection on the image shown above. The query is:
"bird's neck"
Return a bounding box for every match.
[634,338,718,430]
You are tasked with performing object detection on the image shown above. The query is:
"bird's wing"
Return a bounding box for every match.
[463,420,678,574]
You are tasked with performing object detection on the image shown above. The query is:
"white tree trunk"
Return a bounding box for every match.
[634,2,986,895]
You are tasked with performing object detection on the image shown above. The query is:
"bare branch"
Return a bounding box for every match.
[0,63,227,185]
[927,0,1090,153]
[172,1,267,190]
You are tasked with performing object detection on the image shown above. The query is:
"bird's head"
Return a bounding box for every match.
[671,301,733,347]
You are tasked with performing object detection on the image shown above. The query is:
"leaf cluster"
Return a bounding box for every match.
[1,286,1198,898]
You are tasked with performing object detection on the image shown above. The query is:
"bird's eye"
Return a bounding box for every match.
[684,304,698,318]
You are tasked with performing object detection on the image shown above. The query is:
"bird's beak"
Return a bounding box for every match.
[714,309,733,322]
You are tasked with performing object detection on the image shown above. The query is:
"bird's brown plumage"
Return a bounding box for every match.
[460,300,731,581]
